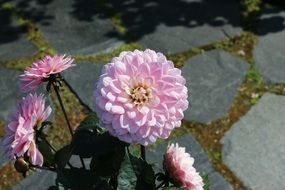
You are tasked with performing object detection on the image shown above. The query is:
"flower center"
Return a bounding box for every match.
[130,84,152,105]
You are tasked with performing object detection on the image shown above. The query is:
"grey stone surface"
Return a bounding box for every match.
[0,138,8,166]
[182,50,249,123]
[62,62,103,111]
[221,93,285,190]
[146,134,233,190]
[13,170,57,190]
[0,68,52,122]
[0,68,22,121]
[12,0,122,54]
[254,5,285,84]
[0,9,36,60]
[109,0,241,54]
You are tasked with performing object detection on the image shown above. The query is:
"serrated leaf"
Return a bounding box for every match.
[129,154,155,190]
[117,151,137,190]
[90,145,125,177]
[55,144,73,168]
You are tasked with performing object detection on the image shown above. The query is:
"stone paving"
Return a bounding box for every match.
[0,0,285,190]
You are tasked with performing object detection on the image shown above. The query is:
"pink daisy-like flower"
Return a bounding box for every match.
[3,93,52,166]
[20,55,75,92]
[164,143,204,190]
[94,49,188,145]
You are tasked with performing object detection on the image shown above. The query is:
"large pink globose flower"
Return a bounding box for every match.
[94,49,188,145]
[3,93,52,166]
[20,55,75,92]
[164,143,204,190]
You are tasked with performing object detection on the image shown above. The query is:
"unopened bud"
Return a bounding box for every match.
[14,157,29,173]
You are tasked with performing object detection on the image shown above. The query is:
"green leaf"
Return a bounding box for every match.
[203,175,210,190]
[37,139,54,166]
[56,168,111,190]
[129,154,155,190]
[117,150,156,190]
[76,112,101,133]
[72,130,127,158]
[54,144,73,168]
[90,145,125,177]
[117,151,137,190]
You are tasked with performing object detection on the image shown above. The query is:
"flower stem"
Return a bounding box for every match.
[79,156,86,169]
[51,81,85,169]
[30,164,56,172]
[52,82,73,136]
[155,181,166,189]
[140,145,146,160]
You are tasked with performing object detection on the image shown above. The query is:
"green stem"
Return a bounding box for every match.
[51,81,86,169]
[52,82,74,136]
[140,145,146,160]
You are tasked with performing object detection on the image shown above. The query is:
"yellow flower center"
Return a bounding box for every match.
[130,84,152,105]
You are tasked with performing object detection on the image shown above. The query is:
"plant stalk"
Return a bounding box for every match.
[52,81,86,169]
[140,145,146,160]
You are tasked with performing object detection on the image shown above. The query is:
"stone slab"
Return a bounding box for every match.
[62,62,103,111]
[0,68,53,122]
[182,50,248,123]
[11,0,122,54]
[13,170,57,190]
[0,138,8,166]
[146,134,233,190]
[0,68,23,121]
[109,0,241,54]
[0,9,36,60]
[254,5,285,84]
[221,93,285,190]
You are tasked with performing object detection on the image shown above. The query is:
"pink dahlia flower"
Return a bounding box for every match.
[94,49,188,145]
[164,143,204,190]
[20,55,75,92]
[3,93,52,166]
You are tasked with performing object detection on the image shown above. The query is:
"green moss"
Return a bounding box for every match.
[214,32,258,61]
[240,0,261,31]
[0,3,13,11]
[95,0,129,37]
[246,66,263,86]
[240,0,261,17]
[74,43,142,63]
[0,53,53,70]
[168,47,205,68]
[0,120,5,137]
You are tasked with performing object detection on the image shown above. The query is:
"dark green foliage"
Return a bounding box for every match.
[117,150,156,190]
[54,144,73,168]
[36,138,55,166]
[56,168,112,190]
[90,145,125,178]
[75,112,101,133]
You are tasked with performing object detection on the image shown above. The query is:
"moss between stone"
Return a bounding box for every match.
[0,2,55,56]
[73,42,142,63]
[0,120,5,137]
[168,32,258,69]
[240,0,262,31]
[0,163,23,190]
[47,85,89,150]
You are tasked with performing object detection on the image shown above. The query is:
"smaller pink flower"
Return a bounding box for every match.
[164,143,204,190]
[3,93,52,166]
[20,54,75,92]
